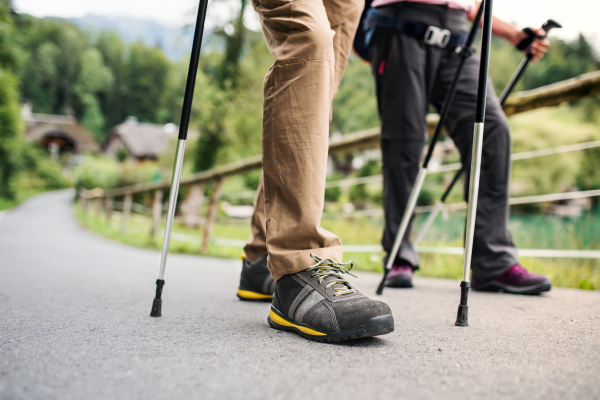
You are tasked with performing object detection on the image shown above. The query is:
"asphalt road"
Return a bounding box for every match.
[1,190,599,400]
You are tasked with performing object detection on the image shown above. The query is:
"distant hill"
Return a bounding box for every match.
[63,14,217,61]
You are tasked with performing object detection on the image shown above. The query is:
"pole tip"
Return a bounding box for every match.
[150,298,162,317]
[455,305,468,326]
[375,269,389,295]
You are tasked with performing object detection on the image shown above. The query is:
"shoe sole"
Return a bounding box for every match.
[267,307,394,342]
[473,281,552,295]
[237,289,273,302]
[385,275,413,288]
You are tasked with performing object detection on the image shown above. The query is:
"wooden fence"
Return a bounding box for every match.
[79,70,600,253]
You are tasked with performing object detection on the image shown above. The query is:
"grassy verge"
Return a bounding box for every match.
[75,204,599,290]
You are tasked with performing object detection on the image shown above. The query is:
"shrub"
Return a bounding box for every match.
[74,156,120,190]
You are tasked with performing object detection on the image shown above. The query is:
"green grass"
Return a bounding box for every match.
[75,204,599,291]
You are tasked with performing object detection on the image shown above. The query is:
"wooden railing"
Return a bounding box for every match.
[79,70,600,253]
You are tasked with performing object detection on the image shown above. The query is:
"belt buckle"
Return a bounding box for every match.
[424,26,451,48]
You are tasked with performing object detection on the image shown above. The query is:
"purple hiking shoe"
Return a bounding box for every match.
[384,264,413,288]
[471,265,551,295]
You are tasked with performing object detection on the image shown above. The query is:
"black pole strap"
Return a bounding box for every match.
[178,0,210,140]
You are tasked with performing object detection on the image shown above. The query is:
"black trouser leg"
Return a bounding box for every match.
[370,3,448,268]
[432,52,519,282]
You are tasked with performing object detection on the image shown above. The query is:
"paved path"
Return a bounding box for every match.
[1,190,599,400]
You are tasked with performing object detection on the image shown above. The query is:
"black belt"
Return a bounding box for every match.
[364,9,468,50]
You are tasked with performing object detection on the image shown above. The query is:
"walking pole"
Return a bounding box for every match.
[499,19,561,104]
[413,19,561,248]
[150,0,210,317]
[375,3,484,295]
[454,0,493,327]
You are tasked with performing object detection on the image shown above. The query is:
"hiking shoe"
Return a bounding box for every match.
[471,265,552,295]
[268,254,394,342]
[237,255,275,301]
[384,264,413,288]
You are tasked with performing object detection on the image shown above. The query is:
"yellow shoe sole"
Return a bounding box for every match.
[237,289,273,301]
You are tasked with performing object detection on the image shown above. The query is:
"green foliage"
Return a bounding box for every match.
[349,159,381,208]
[74,156,120,189]
[0,68,23,198]
[74,48,114,139]
[325,174,342,203]
[124,42,171,122]
[576,147,600,194]
[74,156,160,190]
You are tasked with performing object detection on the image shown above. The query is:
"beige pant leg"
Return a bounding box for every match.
[247,0,362,280]
[243,175,267,261]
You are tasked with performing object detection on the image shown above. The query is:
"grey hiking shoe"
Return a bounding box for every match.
[237,255,276,301]
[268,254,394,342]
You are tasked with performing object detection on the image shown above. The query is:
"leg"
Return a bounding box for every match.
[255,0,394,342]
[254,0,343,281]
[244,0,361,262]
[244,174,267,261]
[369,4,446,269]
[432,52,518,282]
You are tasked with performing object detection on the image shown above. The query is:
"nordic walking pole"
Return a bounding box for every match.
[375,3,484,295]
[454,0,494,327]
[413,19,561,248]
[499,19,561,104]
[150,0,210,317]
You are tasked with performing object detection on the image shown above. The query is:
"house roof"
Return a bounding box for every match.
[107,118,179,159]
[24,113,101,153]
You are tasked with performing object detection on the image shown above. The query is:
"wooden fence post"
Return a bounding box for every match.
[150,190,163,240]
[184,184,204,229]
[105,196,113,224]
[80,190,88,213]
[121,193,133,234]
[200,179,224,254]
[94,198,102,217]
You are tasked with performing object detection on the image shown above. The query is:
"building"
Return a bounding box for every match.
[21,103,101,157]
[103,117,187,161]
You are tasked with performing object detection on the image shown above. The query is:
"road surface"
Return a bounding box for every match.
[1,190,598,399]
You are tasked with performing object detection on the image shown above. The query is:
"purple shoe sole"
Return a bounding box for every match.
[472,280,551,295]
[384,275,413,288]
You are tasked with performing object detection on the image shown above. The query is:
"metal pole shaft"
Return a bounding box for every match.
[455,0,493,327]
[151,0,209,317]
[414,166,463,245]
[498,56,529,106]
[376,167,427,295]
[158,139,186,280]
[414,200,443,247]
[461,122,484,282]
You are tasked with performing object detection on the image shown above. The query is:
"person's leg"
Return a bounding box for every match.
[433,53,551,294]
[369,3,446,275]
[254,0,394,341]
[239,0,362,299]
[242,0,361,265]
[433,51,519,281]
[244,175,267,261]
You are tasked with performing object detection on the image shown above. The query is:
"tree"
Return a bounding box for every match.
[124,42,171,122]
[74,48,114,140]
[0,1,23,198]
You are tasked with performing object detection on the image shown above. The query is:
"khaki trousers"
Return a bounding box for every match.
[245,0,362,280]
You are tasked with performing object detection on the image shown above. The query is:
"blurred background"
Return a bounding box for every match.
[1,0,599,289]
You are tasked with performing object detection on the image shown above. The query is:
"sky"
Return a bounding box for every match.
[12,0,600,51]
